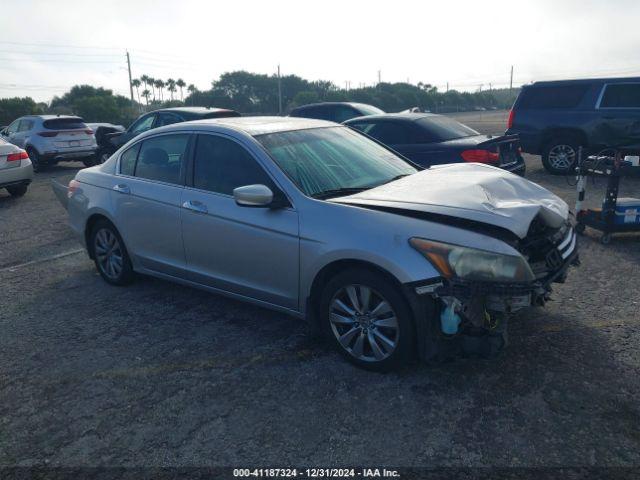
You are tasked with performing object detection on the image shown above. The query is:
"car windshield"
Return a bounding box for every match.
[257,126,417,198]
[417,116,479,141]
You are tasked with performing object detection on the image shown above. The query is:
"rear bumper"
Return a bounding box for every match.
[499,157,526,176]
[0,160,34,188]
[505,129,542,155]
[42,148,97,161]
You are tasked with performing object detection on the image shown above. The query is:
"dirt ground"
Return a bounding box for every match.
[1,113,639,472]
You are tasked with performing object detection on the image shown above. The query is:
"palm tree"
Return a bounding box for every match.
[154,79,165,101]
[141,89,151,106]
[131,79,141,105]
[176,78,186,101]
[140,74,150,93]
[147,76,156,101]
[166,78,177,101]
[187,84,197,96]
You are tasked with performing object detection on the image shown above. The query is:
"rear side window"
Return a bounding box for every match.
[518,85,589,109]
[156,113,182,127]
[119,143,140,176]
[193,134,274,195]
[330,106,359,123]
[600,83,640,108]
[18,119,34,132]
[292,106,327,120]
[135,134,189,184]
[43,118,87,130]
[364,122,413,144]
[416,117,479,141]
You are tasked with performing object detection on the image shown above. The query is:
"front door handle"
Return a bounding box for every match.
[113,184,130,194]
[182,200,208,214]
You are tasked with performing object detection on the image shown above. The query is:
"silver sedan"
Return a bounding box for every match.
[54,117,578,370]
[0,138,33,197]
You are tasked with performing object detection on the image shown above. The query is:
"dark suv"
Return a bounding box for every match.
[289,102,384,123]
[96,107,240,163]
[506,77,640,174]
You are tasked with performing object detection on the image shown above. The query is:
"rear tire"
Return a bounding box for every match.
[319,268,414,371]
[83,157,98,168]
[6,184,28,197]
[89,219,135,286]
[542,137,583,175]
[26,147,43,172]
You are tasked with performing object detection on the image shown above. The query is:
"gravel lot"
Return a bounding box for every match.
[1,113,639,471]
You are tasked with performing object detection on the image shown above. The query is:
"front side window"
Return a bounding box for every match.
[134,134,189,184]
[6,120,21,134]
[600,83,640,108]
[193,134,274,195]
[257,126,417,198]
[130,115,156,135]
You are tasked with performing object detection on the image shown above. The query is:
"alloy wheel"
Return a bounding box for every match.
[94,228,124,280]
[329,284,399,362]
[548,144,576,171]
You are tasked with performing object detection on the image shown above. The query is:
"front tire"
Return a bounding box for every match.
[319,268,414,371]
[6,184,28,197]
[542,138,583,174]
[90,219,135,286]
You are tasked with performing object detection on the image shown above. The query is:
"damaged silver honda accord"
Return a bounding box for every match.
[53,117,578,371]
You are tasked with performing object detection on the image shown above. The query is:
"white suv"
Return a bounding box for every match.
[0,115,97,171]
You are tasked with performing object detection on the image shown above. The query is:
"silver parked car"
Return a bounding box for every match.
[1,115,97,171]
[0,138,33,197]
[53,117,578,370]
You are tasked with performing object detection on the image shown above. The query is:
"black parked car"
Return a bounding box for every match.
[289,102,384,123]
[96,107,240,163]
[506,77,640,174]
[344,113,525,174]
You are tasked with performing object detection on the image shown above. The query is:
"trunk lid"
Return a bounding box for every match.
[0,140,18,170]
[330,163,568,239]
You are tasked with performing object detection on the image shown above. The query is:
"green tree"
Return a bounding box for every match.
[131,79,141,105]
[154,79,165,101]
[141,89,151,106]
[0,97,43,126]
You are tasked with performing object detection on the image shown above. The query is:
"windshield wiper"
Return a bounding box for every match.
[377,173,412,186]
[311,187,369,199]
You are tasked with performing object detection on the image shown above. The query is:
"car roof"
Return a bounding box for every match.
[529,76,640,87]
[291,102,377,110]
[22,115,84,121]
[154,106,238,117]
[344,112,440,124]
[148,116,337,137]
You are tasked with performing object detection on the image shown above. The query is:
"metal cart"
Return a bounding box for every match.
[574,151,640,244]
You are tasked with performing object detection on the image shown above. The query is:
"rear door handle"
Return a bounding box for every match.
[113,184,130,194]
[182,200,208,214]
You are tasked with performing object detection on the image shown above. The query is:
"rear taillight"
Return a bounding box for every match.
[84,129,94,135]
[7,151,29,162]
[461,149,500,163]
[507,109,515,129]
[38,131,59,137]
[68,179,81,198]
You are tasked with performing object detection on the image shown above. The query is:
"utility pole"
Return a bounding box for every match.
[277,64,282,116]
[509,65,514,92]
[377,70,381,85]
[446,82,449,92]
[126,51,135,108]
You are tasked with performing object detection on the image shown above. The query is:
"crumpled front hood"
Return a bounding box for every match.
[331,163,569,239]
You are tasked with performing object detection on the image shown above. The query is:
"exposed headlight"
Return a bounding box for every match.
[409,238,535,283]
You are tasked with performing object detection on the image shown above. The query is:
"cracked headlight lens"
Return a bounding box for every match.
[409,238,535,282]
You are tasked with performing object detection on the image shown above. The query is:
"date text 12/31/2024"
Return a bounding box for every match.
[233,468,401,478]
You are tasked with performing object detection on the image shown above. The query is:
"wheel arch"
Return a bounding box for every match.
[84,212,119,259]
[305,258,408,327]
[541,128,589,149]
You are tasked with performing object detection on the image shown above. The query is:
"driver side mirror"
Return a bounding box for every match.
[233,184,289,209]
[0,128,7,136]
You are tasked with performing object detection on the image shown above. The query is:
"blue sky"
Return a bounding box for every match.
[1,0,639,102]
